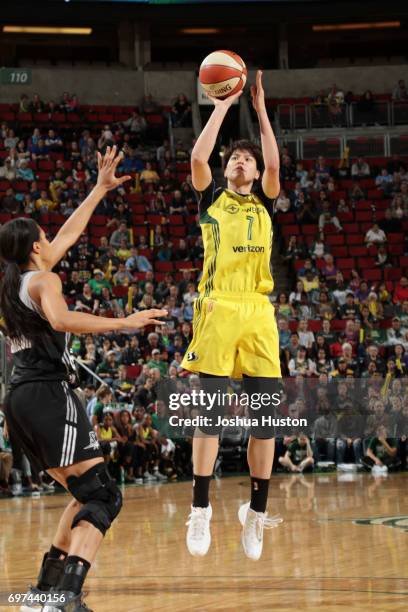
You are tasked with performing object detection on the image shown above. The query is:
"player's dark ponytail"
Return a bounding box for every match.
[0,218,51,343]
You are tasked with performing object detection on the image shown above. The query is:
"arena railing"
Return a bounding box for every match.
[277,101,408,131]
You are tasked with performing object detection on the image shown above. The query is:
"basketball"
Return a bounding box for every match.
[199,50,247,99]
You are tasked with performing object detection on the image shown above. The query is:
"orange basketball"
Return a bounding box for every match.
[199,50,247,99]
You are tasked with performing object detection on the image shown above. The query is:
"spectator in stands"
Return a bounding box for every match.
[35,190,56,213]
[173,238,189,262]
[75,282,97,313]
[45,128,63,151]
[116,238,132,262]
[141,94,160,114]
[313,400,337,461]
[321,254,338,287]
[169,190,188,215]
[348,181,365,204]
[393,277,408,304]
[386,317,407,346]
[351,157,370,179]
[315,156,331,183]
[327,84,344,126]
[276,189,291,212]
[375,168,393,195]
[362,425,400,472]
[379,208,400,234]
[0,158,16,181]
[340,292,360,320]
[171,93,192,127]
[390,193,405,219]
[356,90,376,124]
[279,433,314,473]
[110,221,130,249]
[140,161,160,186]
[396,299,408,325]
[125,246,152,274]
[318,201,343,233]
[297,319,315,349]
[19,93,30,113]
[392,79,408,102]
[288,346,316,377]
[16,159,34,182]
[113,262,134,286]
[4,128,19,150]
[88,269,111,296]
[296,197,318,225]
[374,245,390,268]
[123,110,147,143]
[280,154,296,181]
[283,235,305,266]
[309,234,327,260]
[30,138,49,160]
[365,222,386,247]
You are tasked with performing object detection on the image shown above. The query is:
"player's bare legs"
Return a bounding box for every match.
[192,434,219,476]
[247,437,275,479]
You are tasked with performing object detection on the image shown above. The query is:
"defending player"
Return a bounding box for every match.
[182,71,283,560]
[0,147,167,611]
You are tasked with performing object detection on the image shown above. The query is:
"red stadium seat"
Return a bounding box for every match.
[384,268,402,281]
[112,286,129,298]
[359,257,376,269]
[330,246,348,257]
[364,269,382,281]
[281,225,299,237]
[325,234,345,245]
[337,258,354,269]
[126,365,142,378]
[348,246,367,257]
[155,261,174,272]
[175,260,193,270]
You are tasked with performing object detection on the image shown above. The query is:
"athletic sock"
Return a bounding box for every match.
[58,556,91,595]
[250,477,270,513]
[36,547,67,591]
[192,474,211,508]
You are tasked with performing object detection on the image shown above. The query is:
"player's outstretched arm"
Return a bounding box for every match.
[251,70,280,199]
[191,90,242,191]
[32,272,167,334]
[48,146,131,268]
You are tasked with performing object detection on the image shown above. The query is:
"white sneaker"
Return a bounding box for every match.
[143,471,156,482]
[154,471,168,481]
[186,503,212,557]
[134,477,144,485]
[238,501,283,561]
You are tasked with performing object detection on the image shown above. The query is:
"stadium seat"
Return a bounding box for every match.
[126,365,142,378]
[112,286,129,298]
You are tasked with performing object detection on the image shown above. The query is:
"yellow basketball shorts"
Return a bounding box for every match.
[181,292,281,379]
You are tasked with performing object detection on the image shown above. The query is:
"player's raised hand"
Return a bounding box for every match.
[207,89,243,109]
[96,145,131,191]
[251,69,266,114]
[125,309,168,329]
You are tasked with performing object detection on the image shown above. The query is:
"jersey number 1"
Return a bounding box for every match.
[246,215,254,241]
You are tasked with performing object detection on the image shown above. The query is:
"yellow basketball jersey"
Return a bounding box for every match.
[197,181,275,296]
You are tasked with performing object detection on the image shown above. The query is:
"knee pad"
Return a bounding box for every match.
[66,463,122,536]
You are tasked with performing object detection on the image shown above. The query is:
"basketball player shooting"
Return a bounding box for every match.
[0,146,167,612]
[182,70,283,560]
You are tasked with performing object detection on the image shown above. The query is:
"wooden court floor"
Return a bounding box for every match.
[1,472,408,611]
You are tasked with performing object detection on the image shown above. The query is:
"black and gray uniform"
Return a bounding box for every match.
[4,271,102,471]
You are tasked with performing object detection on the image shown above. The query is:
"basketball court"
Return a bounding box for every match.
[2,473,407,611]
